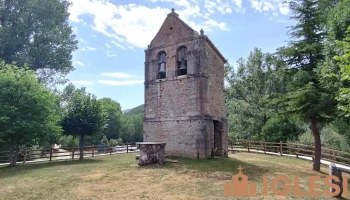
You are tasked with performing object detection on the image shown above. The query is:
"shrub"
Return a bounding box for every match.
[58,136,78,148]
[100,136,109,147]
[109,138,123,147]
[296,127,350,152]
[261,115,304,143]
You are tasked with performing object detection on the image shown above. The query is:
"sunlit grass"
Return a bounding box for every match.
[0,152,348,200]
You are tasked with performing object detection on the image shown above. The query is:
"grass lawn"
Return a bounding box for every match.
[0,152,349,200]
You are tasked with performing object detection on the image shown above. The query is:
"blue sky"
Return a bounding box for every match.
[66,0,294,110]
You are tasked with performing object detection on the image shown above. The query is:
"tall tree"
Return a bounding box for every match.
[0,62,62,166]
[61,87,107,160]
[335,27,350,113]
[320,0,350,93]
[225,48,290,140]
[0,0,78,84]
[99,98,123,139]
[120,114,143,143]
[276,0,337,171]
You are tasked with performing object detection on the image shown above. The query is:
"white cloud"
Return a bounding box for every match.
[249,0,290,16]
[101,72,134,78]
[205,19,230,31]
[74,61,85,67]
[128,46,136,52]
[149,0,191,7]
[112,41,126,50]
[98,80,143,86]
[68,0,232,49]
[106,50,118,57]
[278,2,290,15]
[79,38,87,44]
[81,46,97,51]
[72,27,78,34]
[263,2,274,11]
[71,80,93,85]
[204,0,244,14]
[105,43,111,48]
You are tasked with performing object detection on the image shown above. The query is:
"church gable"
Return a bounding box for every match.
[149,9,199,49]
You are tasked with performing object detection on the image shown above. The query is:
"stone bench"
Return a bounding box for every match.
[136,142,166,166]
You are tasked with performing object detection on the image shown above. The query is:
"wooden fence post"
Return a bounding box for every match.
[92,145,94,157]
[49,148,53,161]
[230,140,233,149]
[296,144,299,158]
[263,142,266,154]
[72,147,74,160]
[280,141,283,156]
[126,143,129,154]
[110,147,112,155]
[248,141,250,153]
[331,150,335,161]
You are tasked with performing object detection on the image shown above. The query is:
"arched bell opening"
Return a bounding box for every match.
[177,46,187,76]
[157,51,166,79]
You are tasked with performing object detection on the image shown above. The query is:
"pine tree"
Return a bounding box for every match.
[276,0,337,171]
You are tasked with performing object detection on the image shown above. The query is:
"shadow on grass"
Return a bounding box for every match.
[158,156,270,182]
[0,158,103,178]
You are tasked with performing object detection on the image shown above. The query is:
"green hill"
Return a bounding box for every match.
[126,104,144,115]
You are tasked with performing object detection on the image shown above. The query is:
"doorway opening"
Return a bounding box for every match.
[213,120,223,156]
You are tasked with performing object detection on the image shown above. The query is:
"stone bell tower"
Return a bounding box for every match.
[143,8,228,159]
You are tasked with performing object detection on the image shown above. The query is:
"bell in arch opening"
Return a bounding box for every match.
[158,52,166,79]
[177,47,187,76]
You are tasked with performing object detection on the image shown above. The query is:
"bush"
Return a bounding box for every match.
[58,136,78,148]
[261,115,304,143]
[109,138,123,146]
[100,136,109,147]
[296,127,350,152]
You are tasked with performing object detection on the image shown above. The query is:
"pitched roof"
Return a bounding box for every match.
[150,8,227,63]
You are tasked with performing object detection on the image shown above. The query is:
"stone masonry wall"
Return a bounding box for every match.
[143,10,227,158]
[204,41,226,120]
[144,119,210,158]
[204,40,228,156]
[144,76,203,119]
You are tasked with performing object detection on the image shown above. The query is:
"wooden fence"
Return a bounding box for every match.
[229,140,350,167]
[0,143,138,166]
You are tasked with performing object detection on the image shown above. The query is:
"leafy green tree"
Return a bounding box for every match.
[99,98,123,139]
[276,0,337,171]
[0,0,78,84]
[225,48,288,140]
[261,115,304,143]
[61,87,107,160]
[120,114,143,143]
[0,62,62,166]
[335,27,350,113]
[320,0,350,97]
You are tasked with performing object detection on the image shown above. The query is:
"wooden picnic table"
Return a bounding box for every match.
[136,142,166,166]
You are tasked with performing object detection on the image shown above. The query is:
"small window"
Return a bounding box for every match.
[158,52,166,79]
[177,46,187,76]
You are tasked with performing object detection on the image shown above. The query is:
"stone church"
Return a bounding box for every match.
[143,8,228,159]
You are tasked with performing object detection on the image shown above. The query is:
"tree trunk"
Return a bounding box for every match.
[15,144,19,164]
[9,145,15,167]
[311,116,321,171]
[79,134,85,160]
[8,145,19,167]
